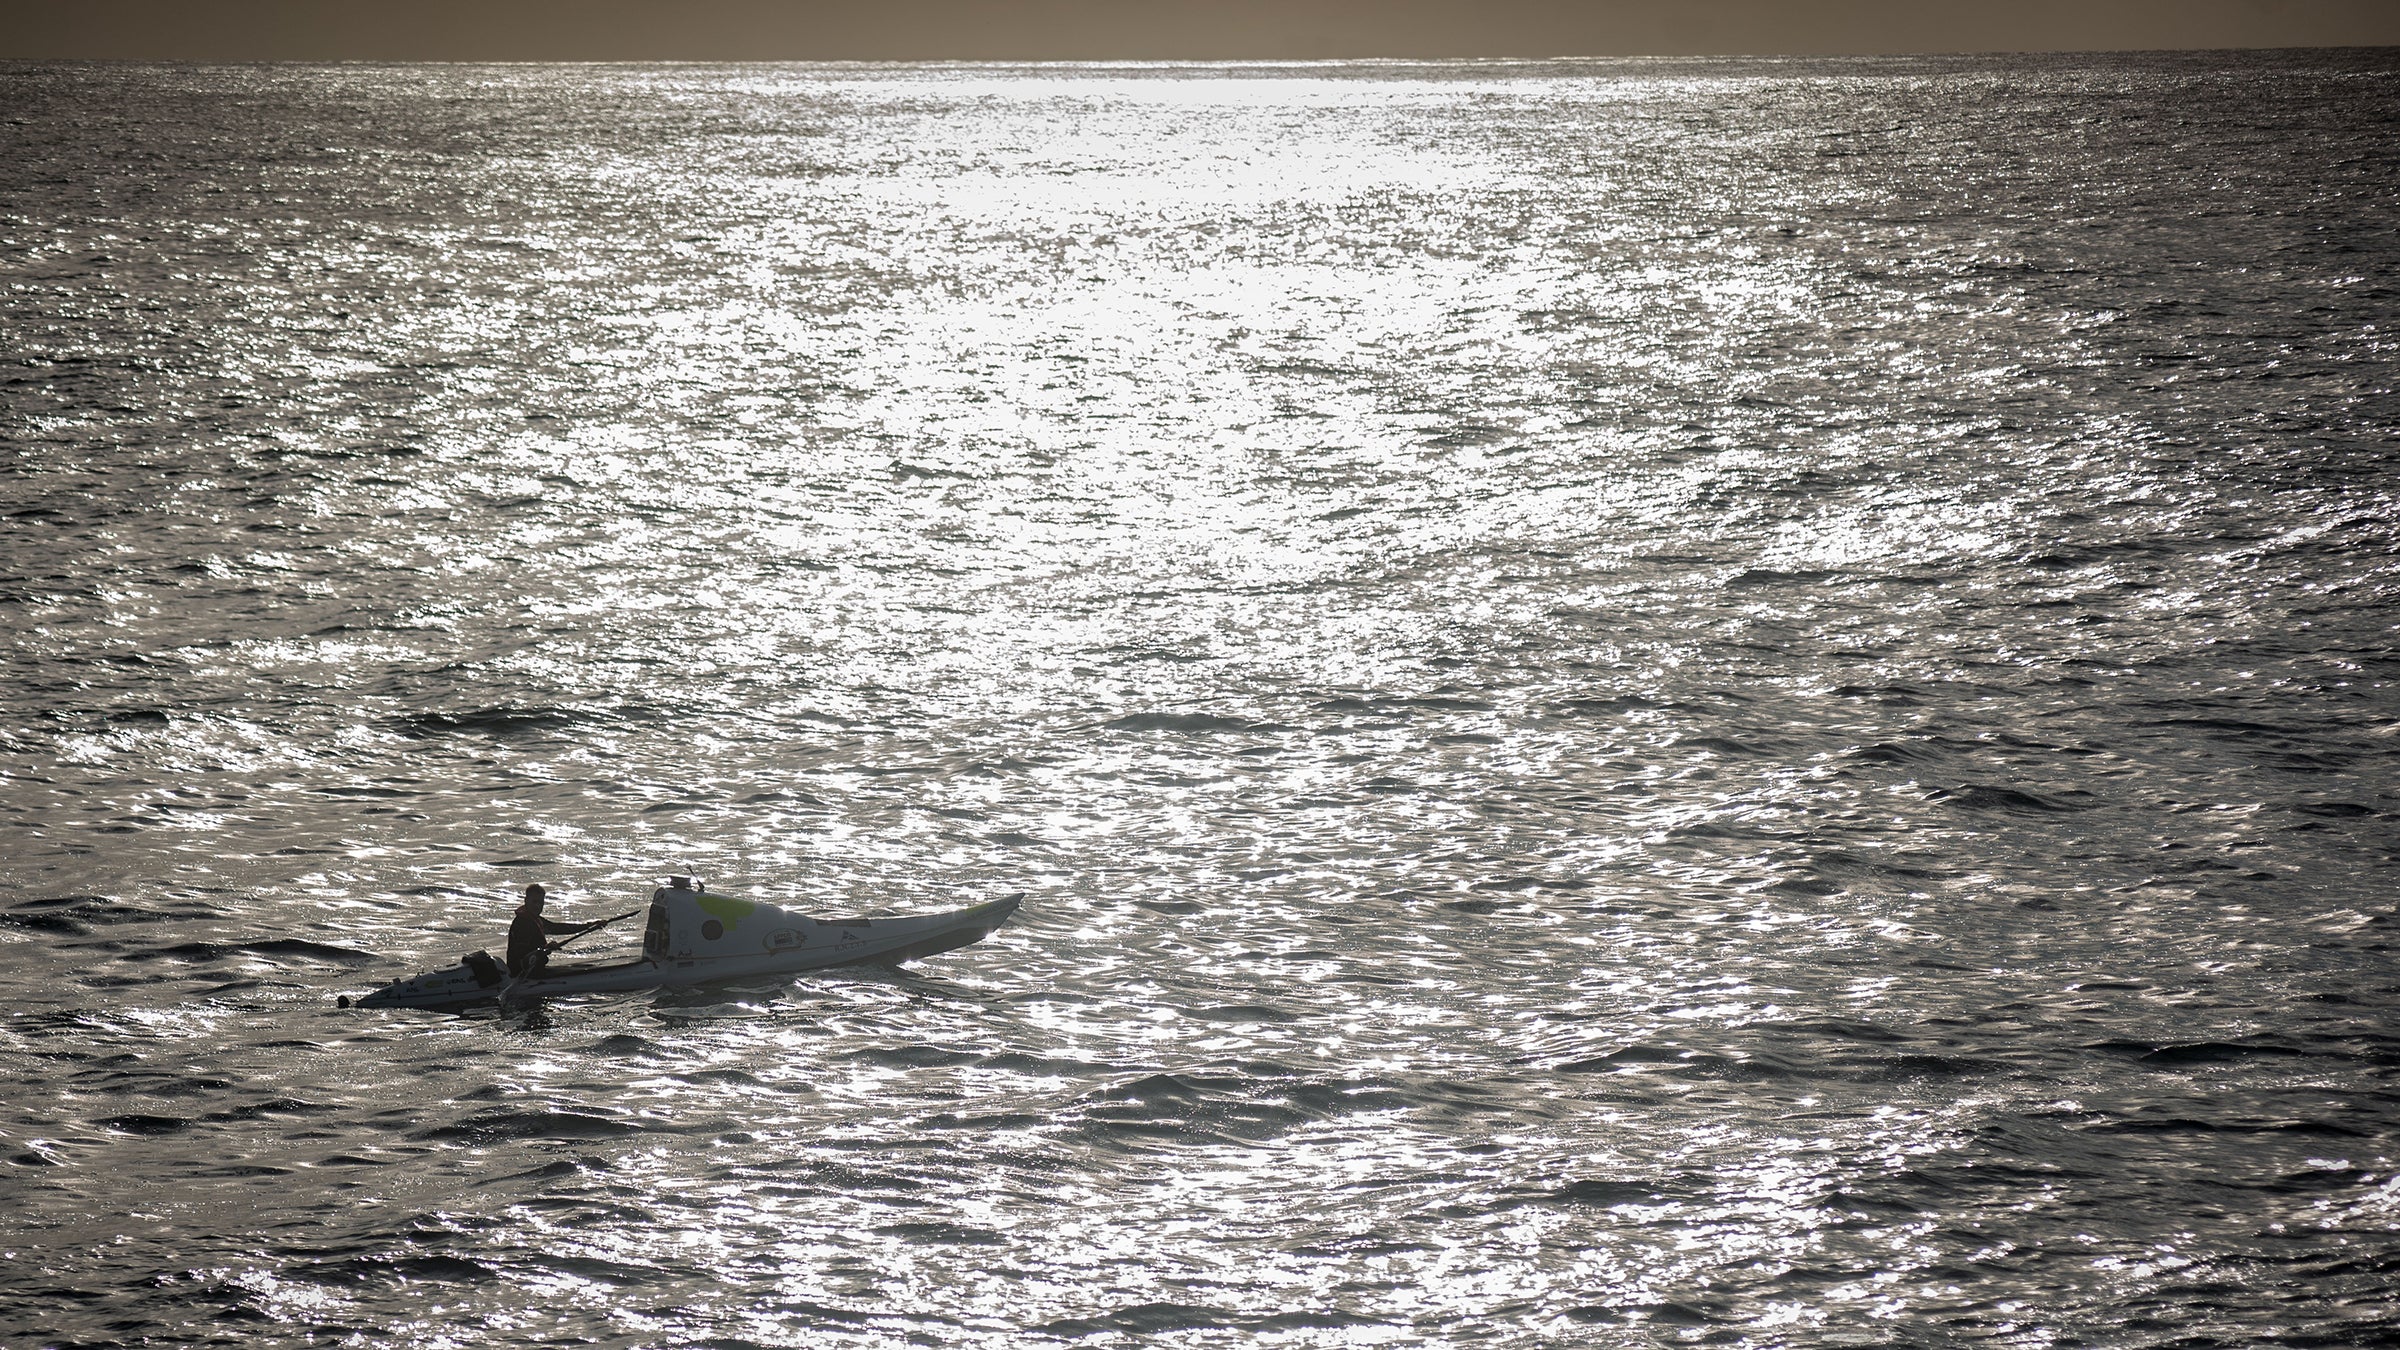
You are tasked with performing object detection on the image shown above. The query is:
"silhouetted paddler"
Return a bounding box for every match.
[506,883,586,978]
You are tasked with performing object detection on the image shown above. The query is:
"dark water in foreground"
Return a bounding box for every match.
[3,51,2398,1348]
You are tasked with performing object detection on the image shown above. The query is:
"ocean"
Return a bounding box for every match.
[2,50,2397,1347]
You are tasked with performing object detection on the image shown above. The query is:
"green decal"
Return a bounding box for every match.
[696,893,756,923]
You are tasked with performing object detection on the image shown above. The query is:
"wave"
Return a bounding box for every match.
[1930,783,2103,813]
[1039,1303,1388,1337]
[286,1254,499,1287]
[410,1109,643,1143]
[391,703,625,739]
[1100,711,1276,734]
[116,938,378,965]
[5,896,218,930]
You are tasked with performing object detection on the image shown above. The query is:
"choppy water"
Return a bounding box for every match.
[4,50,2399,1348]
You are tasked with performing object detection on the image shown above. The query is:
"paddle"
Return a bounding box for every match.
[540,909,638,959]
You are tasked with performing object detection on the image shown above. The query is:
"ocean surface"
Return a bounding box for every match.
[3,50,2397,1348]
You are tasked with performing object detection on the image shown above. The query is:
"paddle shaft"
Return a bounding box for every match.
[540,909,638,958]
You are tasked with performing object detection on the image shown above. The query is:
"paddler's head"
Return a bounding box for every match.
[522,883,546,912]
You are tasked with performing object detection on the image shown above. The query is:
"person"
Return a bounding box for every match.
[506,883,585,978]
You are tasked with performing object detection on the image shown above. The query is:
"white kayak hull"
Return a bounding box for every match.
[352,892,1020,1011]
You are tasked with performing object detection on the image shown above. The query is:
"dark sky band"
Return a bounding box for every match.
[9,0,2400,62]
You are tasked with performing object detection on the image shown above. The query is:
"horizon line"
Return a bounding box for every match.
[9,44,2399,67]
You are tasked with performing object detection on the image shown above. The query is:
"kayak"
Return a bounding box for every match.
[344,878,1021,1011]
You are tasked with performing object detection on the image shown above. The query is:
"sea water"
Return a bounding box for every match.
[2,52,2397,1347]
